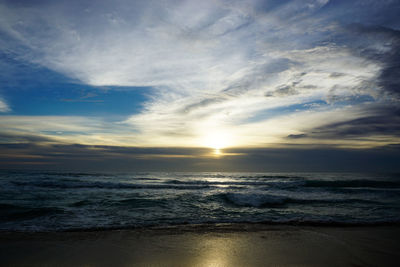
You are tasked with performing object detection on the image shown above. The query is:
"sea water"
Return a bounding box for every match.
[1,171,399,231]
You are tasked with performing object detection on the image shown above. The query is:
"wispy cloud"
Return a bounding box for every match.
[0,0,399,149]
[0,98,10,112]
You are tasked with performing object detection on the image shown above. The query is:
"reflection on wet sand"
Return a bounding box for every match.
[0,225,399,267]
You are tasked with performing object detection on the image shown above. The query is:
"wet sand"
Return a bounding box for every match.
[0,224,399,266]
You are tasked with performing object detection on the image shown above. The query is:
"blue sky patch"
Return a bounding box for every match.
[0,52,149,116]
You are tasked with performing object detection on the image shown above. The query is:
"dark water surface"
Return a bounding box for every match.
[1,171,399,231]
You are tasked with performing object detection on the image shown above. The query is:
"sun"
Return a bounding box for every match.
[201,131,232,150]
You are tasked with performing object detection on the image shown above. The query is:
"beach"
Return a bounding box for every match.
[1,0,400,265]
[1,171,399,266]
[1,224,399,267]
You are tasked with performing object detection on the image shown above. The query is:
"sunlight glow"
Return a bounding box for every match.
[213,148,222,157]
[202,131,232,149]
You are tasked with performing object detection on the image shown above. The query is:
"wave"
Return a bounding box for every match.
[11,180,218,190]
[218,192,382,208]
[164,179,304,188]
[28,171,116,178]
[305,179,400,188]
[2,172,400,232]
[0,203,65,221]
[221,193,286,207]
[117,198,169,208]
[238,175,303,179]
[164,178,400,189]
[69,200,92,207]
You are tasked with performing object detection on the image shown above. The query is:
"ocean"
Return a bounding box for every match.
[1,171,399,231]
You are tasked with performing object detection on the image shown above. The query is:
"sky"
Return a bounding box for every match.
[0,0,399,171]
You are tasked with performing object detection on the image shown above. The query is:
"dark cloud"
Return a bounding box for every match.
[0,132,55,143]
[1,143,399,172]
[224,145,400,172]
[300,24,400,140]
[319,0,400,29]
[376,33,400,98]
[0,143,211,171]
[265,75,315,98]
[329,72,345,78]
[345,25,400,98]
[305,105,400,139]
[266,84,298,97]
[180,97,225,114]
[287,134,307,139]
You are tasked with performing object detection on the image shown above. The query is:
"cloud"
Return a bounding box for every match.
[0,98,10,112]
[265,84,299,98]
[329,24,400,99]
[0,0,257,89]
[1,142,399,172]
[329,72,345,78]
[0,132,54,143]
[0,0,399,149]
[287,134,307,139]
[357,26,400,99]
[0,116,139,146]
[308,104,400,138]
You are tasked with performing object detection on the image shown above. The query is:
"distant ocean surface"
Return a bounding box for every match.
[1,171,399,231]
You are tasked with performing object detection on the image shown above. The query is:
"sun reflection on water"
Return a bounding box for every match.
[214,148,222,156]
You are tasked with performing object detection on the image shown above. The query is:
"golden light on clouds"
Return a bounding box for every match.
[201,131,233,150]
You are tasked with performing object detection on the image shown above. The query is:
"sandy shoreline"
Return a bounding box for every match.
[1,224,399,266]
